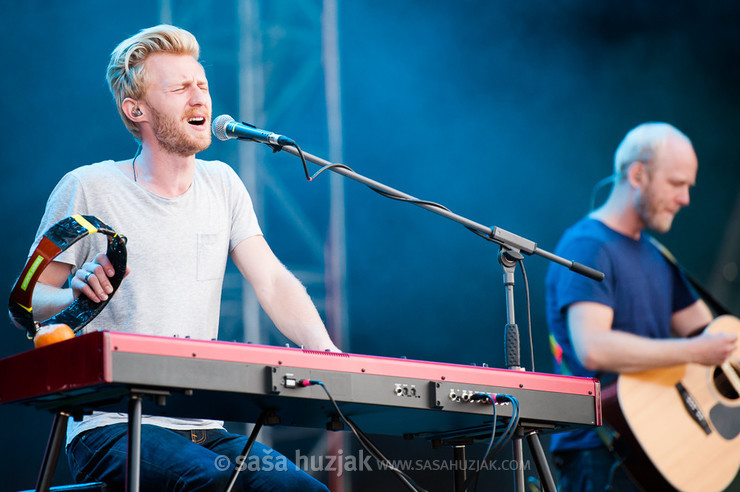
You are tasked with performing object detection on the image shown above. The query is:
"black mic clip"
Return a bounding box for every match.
[235,121,285,153]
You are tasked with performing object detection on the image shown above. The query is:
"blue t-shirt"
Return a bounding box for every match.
[545,218,697,451]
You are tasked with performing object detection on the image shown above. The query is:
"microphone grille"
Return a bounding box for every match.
[212,114,235,141]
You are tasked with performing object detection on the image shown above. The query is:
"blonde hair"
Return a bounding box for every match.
[613,122,691,181]
[106,25,200,140]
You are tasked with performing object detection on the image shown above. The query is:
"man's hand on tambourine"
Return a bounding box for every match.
[73,252,130,303]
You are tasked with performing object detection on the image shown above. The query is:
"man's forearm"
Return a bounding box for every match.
[257,272,338,351]
[578,328,724,373]
[30,283,75,322]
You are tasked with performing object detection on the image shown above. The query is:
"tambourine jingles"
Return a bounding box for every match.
[9,215,127,338]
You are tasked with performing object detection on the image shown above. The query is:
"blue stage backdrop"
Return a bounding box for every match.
[2,1,739,490]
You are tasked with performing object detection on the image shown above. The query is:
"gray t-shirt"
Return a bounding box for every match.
[30,159,262,445]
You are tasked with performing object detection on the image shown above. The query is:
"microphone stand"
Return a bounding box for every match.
[499,248,556,492]
[269,142,604,492]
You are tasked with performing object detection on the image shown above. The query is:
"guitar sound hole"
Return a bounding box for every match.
[713,366,740,400]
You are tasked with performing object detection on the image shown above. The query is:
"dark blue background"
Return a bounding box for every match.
[2,1,739,490]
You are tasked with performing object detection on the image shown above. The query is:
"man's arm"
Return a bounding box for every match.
[32,255,121,321]
[671,299,713,337]
[32,262,74,321]
[230,235,339,352]
[568,301,736,373]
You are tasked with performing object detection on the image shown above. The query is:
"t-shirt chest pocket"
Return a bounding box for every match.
[197,233,227,281]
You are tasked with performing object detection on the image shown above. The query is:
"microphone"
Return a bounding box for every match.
[212,114,295,146]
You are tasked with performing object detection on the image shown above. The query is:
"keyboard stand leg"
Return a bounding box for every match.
[512,434,525,491]
[126,394,142,492]
[453,445,467,492]
[224,410,271,492]
[526,431,557,492]
[35,412,69,492]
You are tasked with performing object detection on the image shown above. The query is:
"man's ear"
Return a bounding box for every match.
[122,98,143,121]
[627,161,646,189]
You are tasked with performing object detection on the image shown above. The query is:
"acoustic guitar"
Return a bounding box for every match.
[601,315,740,491]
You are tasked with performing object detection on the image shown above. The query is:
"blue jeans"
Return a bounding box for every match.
[67,424,329,492]
[552,447,641,492]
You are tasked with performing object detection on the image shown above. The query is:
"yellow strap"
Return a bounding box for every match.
[73,214,98,234]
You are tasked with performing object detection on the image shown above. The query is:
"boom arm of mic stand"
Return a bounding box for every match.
[280,145,605,282]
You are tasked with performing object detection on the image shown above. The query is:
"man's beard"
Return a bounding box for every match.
[636,187,673,234]
[148,105,211,157]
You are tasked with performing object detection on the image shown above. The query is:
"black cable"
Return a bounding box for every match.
[472,396,519,492]
[288,150,488,244]
[460,239,537,372]
[294,143,311,181]
[468,393,499,491]
[293,143,353,181]
[480,397,517,448]
[516,258,536,373]
[368,186,453,212]
[302,379,429,492]
[589,174,615,211]
[459,394,520,491]
[490,396,519,454]
[475,395,502,465]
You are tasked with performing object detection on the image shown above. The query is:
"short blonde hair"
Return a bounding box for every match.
[106,25,200,140]
[613,122,691,180]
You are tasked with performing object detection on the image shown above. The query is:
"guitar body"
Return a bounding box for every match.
[603,315,740,492]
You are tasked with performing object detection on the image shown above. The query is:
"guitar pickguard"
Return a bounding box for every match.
[709,403,740,440]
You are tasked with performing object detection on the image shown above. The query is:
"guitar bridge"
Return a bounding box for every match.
[675,382,711,435]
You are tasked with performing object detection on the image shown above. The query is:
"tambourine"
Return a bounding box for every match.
[9,215,127,338]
